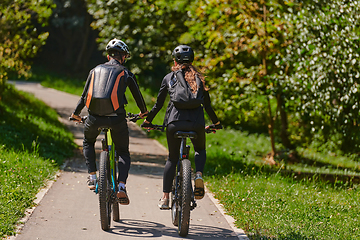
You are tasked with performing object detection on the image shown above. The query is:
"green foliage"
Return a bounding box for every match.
[0,0,54,84]
[85,0,360,153]
[35,0,102,75]
[278,0,360,152]
[87,0,190,89]
[183,0,294,130]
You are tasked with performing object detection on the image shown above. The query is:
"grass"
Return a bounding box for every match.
[24,70,360,239]
[0,149,57,237]
[207,172,360,239]
[200,128,360,239]
[0,83,76,238]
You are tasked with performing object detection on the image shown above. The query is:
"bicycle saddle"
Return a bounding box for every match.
[174,131,197,139]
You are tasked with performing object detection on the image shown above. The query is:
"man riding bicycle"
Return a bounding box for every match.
[71,38,148,205]
[141,45,222,209]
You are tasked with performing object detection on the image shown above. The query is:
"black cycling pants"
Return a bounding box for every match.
[163,120,206,193]
[83,114,130,183]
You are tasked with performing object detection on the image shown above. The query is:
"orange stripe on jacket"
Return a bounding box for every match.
[85,72,94,108]
[111,71,124,111]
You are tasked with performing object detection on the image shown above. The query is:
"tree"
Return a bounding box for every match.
[0,0,54,92]
[35,0,101,75]
[87,0,191,89]
[280,0,360,153]
[183,0,295,157]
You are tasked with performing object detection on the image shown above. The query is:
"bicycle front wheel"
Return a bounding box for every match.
[178,159,192,237]
[99,151,111,231]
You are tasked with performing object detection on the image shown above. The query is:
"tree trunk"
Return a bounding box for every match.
[277,94,295,150]
[74,13,91,72]
[267,97,277,156]
[263,3,276,157]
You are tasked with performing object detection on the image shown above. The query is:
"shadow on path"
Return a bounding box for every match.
[108,219,237,239]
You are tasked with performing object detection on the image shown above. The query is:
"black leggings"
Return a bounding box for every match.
[163,121,206,193]
[83,114,130,183]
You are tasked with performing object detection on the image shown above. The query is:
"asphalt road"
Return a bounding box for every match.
[8,81,248,240]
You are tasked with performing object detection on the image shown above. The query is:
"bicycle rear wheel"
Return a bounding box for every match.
[113,202,119,222]
[178,159,192,237]
[112,160,120,222]
[99,151,111,231]
[171,178,179,226]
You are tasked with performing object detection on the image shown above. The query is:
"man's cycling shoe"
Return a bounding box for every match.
[117,186,130,205]
[194,173,205,200]
[158,198,170,210]
[87,175,97,190]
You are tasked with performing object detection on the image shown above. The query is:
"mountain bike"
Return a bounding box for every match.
[149,124,217,237]
[70,113,140,231]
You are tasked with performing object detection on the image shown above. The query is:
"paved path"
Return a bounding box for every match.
[9,81,248,240]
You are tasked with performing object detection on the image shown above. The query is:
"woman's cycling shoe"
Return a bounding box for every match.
[117,187,130,205]
[194,173,205,200]
[158,198,170,210]
[87,175,97,190]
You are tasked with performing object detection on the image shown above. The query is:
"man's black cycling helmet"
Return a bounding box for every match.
[106,38,130,58]
[172,45,194,63]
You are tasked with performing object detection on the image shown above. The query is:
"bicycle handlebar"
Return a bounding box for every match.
[126,113,142,123]
[69,116,87,124]
[149,124,165,131]
[205,128,217,134]
[144,124,217,134]
[69,113,142,124]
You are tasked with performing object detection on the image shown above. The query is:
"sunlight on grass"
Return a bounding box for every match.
[207,172,360,239]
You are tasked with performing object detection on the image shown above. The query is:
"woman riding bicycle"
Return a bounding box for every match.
[141,45,222,209]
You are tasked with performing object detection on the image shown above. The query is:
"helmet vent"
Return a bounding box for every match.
[171,44,194,63]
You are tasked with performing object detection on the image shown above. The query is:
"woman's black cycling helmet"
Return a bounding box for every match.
[106,38,130,58]
[172,45,194,63]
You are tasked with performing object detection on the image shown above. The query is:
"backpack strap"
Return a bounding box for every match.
[85,71,95,109]
[174,70,189,92]
[195,74,203,91]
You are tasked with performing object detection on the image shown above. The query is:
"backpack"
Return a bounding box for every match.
[168,70,204,109]
[85,64,126,116]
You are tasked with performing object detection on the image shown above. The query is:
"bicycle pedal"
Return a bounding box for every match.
[191,201,197,210]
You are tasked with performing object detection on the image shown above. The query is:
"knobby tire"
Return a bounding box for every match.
[171,178,179,226]
[178,159,192,237]
[113,160,120,222]
[113,202,120,222]
[99,151,111,231]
